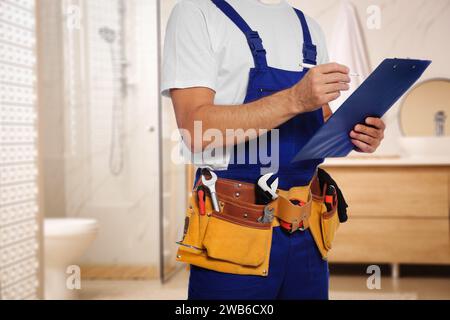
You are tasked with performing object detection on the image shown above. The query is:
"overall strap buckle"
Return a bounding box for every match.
[294,8,318,66]
[212,0,268,68]
[246,31,267,57]
[303,43,317,65]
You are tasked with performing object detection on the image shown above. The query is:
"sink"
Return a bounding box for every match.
[399,137,450,158]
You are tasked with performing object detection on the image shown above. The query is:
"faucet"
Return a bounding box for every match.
[434,111,446,136]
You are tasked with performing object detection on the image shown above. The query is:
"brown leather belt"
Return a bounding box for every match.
[196,174,324,233]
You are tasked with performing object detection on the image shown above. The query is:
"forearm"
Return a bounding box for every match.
[184,88,299,151]
[172,63,350,152]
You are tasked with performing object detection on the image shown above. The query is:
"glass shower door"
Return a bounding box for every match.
[158,0,189,283]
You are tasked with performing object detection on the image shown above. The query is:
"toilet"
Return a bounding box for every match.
[44,218,99,300]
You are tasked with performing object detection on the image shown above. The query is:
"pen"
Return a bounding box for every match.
[300,63,361,77]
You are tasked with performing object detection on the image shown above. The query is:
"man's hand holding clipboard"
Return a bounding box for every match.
[292,58,432,162]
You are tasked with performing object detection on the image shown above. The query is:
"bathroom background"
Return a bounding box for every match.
[0,0,449,300]
[38,0,165,277]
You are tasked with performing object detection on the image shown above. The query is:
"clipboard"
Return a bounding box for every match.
[291,58,432,163]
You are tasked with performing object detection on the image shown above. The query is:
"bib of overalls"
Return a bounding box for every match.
[211,0,325,190]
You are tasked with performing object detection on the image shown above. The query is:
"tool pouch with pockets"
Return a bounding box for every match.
[176,191,210,254]
[177,170,346,274]
[203,196,272,267]
[176,192,273,277]
[308,178,342,260]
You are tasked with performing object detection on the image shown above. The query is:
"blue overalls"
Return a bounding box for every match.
[189,0,329,300]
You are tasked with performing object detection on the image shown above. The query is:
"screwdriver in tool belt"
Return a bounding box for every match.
[197,185,207,216]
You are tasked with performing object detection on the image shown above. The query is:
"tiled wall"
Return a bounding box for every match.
[0,0,41,299]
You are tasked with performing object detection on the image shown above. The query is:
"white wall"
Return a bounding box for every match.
[290,0,450,77]
[289,0,450,154]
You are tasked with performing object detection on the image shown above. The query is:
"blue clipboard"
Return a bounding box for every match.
[291,58,431,162]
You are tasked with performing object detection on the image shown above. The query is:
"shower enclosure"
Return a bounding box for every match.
[97,0,127,177]
[37,0,186,280]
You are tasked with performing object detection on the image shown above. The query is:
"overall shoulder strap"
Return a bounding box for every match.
[293,9,317,66]
[211,0,268,69]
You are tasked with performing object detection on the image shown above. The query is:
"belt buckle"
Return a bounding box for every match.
[288,199,308,233]
[290,220,306,233]
[290,219,300,233]
[299,212,308,231]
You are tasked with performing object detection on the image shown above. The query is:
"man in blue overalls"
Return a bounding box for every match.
[162,0,385,300]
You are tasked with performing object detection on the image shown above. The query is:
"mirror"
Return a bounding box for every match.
[400,79,450,137]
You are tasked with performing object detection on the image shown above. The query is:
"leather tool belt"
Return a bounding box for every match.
[176,170,341,277]
[203,174,323,233]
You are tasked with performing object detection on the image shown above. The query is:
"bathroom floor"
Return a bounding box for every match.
[78,269,450,300]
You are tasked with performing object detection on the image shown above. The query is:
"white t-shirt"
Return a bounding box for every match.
[161,0,329,169]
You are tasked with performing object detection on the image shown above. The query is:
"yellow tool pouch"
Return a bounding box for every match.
[203,202,272,267]
[177,174,342,275]
[308,192,340,260]
[274,183,340,259]
[176,192,210,254]
[176,192,273,276]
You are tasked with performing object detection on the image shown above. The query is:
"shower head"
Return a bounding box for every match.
[99,27,116,43]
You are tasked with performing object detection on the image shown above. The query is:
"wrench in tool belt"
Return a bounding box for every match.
[256,173,279,205]
[201,169,220,212]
